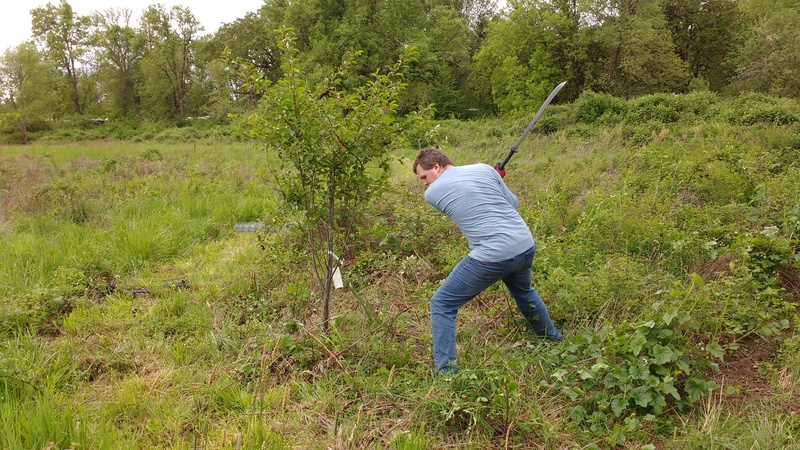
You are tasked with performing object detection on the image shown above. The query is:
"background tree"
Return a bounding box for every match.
[662,0,743,91]
[732,1,800,97]
[1,0,799,141]
[286,0,421,84]
[589,0,687,98]
[30,0,92,116]
[281,0,487,117]
[235,31,430,331]
[201,4,286,119]
[471,0,574,113]
[460,0,500,43]
[0,43,58,143]
[404,6,476,117]
[90,7,145,119]
[138,5,203,121]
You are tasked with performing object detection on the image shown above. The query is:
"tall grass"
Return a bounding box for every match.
[0,390,91,450]
[0,141,275,294]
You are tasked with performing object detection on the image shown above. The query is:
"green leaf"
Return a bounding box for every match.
[676,358,691,374]
[662,307,678,325]
[652,393,667,414]
[605,367,629,389]
[646,375,661,388]
[705,342,725,360]
[568,406,586,424]
[562,386,582,401]
[690,273,705,285]
[630,386,654,408]
[651,344,678,364]
[652,365,669,377]
[611,398,627,416]
[551,368,568,382]
[661,382,681,400]
[626,416,641,432]
[628,363,649,380]
[685,378,710,402]
[629,332,648,356]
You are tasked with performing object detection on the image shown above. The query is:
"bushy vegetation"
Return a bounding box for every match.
[0,92,798,448]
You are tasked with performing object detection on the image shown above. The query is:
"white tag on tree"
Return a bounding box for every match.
[332,267,343,289]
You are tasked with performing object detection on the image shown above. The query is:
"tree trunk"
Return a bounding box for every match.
[322,251,333,332]
[15,116,29,145]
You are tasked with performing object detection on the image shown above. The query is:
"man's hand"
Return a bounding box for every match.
[494,163,506,178]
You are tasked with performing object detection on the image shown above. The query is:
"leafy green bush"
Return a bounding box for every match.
[777,332,800,378]
[675,90,721,119]
[154,127,203,142]
[432,368,519,435]
[573,91,627,125]
[723,92,799,125]
[627,94,683,124]
[625,92,722,125]
[547,308,720,442]
[0,290,73,336]
[620,121,666,147]
[534,103,573,134]
[666,259,793,341]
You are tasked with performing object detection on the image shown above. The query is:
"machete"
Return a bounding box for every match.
[496,81,567,172]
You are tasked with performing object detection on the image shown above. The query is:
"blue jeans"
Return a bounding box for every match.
[430,245,562,374]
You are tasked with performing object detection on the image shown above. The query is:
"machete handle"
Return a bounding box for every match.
[496,146,517,171]
[494,163,507,178]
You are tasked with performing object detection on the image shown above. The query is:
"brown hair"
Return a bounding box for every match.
[413,147,453,174]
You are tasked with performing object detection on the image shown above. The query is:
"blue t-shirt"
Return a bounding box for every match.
[424,163,534,262]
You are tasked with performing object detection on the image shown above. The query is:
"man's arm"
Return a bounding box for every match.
[491,167,519,210]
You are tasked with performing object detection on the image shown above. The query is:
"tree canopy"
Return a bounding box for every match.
[2,0,799,139]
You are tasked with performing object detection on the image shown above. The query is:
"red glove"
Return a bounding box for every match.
[494,163,506,178]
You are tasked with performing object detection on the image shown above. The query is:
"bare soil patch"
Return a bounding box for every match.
[778,267,800,302]
[695,253,738,282]
[713,337,776,410]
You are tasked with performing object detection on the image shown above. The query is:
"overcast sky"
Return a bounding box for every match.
[0,1,267,56]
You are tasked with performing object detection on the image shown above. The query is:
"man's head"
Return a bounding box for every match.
[413,147,453,187]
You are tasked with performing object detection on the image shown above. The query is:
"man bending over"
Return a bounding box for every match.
[413,147,563,375]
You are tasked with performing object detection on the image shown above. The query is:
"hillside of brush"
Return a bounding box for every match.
[1,91,799,449]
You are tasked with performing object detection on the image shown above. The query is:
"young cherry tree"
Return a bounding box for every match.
[233,30,430,332]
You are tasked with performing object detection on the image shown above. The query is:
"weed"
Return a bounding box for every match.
[546,307,720,443]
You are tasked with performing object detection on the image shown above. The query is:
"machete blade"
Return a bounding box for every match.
[497,81,567,170]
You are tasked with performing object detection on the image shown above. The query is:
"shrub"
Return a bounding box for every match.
[431,368,519,435]
[547,309,720,443]
[723,92,799,125]
[534,103,574,134]
[620,121,666,147]
[675,91,721,119]
[573,91,627,125]
[0,290,75,336]
[154,127,202,142]
[626,94,684,124]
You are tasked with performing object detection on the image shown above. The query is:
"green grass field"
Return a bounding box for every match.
[1,94,799,448]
